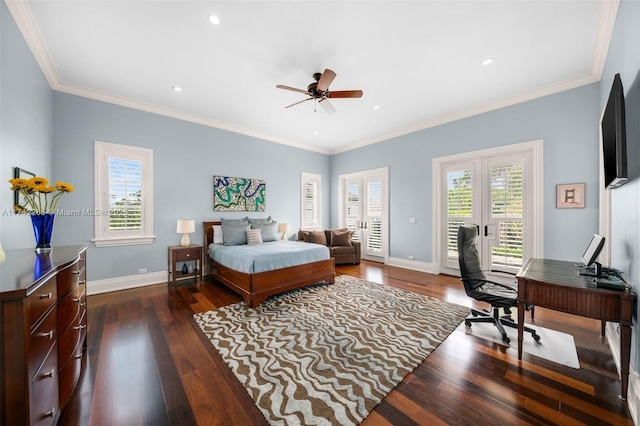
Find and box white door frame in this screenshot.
[432,140,544,275]
[338,167,389,262]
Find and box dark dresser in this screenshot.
[0,245,87,425]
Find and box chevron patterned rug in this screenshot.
[194,275,469,426]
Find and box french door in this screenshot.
[340,167,388,263]
[436,141,543,280]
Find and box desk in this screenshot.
[516,258,635,399]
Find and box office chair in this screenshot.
[457,224,540,344]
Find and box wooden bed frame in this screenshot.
[203,221,335,307]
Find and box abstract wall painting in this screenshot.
[214,176,266,212]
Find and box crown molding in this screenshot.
[6,0,618,157]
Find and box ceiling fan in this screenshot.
[276,69,363,114]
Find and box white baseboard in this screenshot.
[385,257,434,273]
[605,322,638,423]
[87,271,166,295]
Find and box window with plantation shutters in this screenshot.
[300,172,321,230]
[446,168,474,265]
[366,180,383,253]
[489,162,524,270]
[94,141,155,247]
[345,180,360,242]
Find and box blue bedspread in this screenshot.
[208,240,330,274]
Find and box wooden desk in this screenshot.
[516,258,635,399]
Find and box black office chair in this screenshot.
[457,224,539,344]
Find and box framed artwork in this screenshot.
[13,167,35,208]
[213,175,266,212]
[556,183,585,209]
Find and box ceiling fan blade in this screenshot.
[327,90,363,99]
[319,98,336,115]
[316,69,336,92]
[276,85,309,95]
[285,98,313,109]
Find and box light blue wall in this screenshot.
[331,84,601,263]
[601,0,640,371]
[51,93,331,281]
[0,2,53,248]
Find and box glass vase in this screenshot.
[31,213,55,253]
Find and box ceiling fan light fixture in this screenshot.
[208,14,221,25]
[482,57,494,66]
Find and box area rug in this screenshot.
[194,275,470,426]
[456,319,580,368]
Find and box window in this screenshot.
[94,141,155,247]
[300,172,321,230]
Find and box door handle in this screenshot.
[484,225,488,237]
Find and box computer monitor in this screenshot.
[581,234,605,266]
[580,234,605,277]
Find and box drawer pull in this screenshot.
[73,270,81,275]
[79,280,86,285]
[73,324,87,331]
[73,297,80,302]
[74,352,83,360]
[79,302,86,307]
[45,408,56,418]
[43,369,55,379]
[38,330,54,339]
[39,292,52,299]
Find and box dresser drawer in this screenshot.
[27,275,57,329]
[58,308,85,371]
[29,306,57,378]
[57,257,81,297]
[173,248,200,262]
[31,342,59,426]
[59,329,84,410]
[58,283,82,333]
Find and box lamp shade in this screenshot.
[176,219,195,234]
[278,222,290,240]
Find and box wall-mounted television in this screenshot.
[601,73,628,190]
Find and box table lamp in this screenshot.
[278,222,290,240]
[176,219,195,246]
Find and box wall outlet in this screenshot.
[408,255,415,260]
[138,268,147,274]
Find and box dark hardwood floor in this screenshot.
[59,261,634,425]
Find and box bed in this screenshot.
[203,221,335,307]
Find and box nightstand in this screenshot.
[167,245,203,287]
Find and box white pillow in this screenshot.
[213,225,223,244]
[246,228,263,245]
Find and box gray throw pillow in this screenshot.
[221,217,249,226]
[251,222,279,242]
[222,224,251,245]
[248,216,273,225]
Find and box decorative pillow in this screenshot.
[221,224,251,246]
[298,230,312,242]
[324,228,349,246]
[330,229,352,247]
[251,222,279,242]
[308,231,328,246]
[220,217,249,226]
[248,216,273,225]
[246,228,263,245]
[213,225,224,244]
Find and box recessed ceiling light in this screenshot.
[373,105,381,110]
[172,86,183,92]
[482,57,494,66]
[209,14,221,25]
[313,131,319,135]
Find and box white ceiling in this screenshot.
[7,1,618,154]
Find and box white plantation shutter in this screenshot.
[300,173,321,229]
[346,181,360,242]
[489,162,524,270]
[108,158,142,230]
[366,180,382,253]
[94,141,154,247]
[446,169,473,264]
